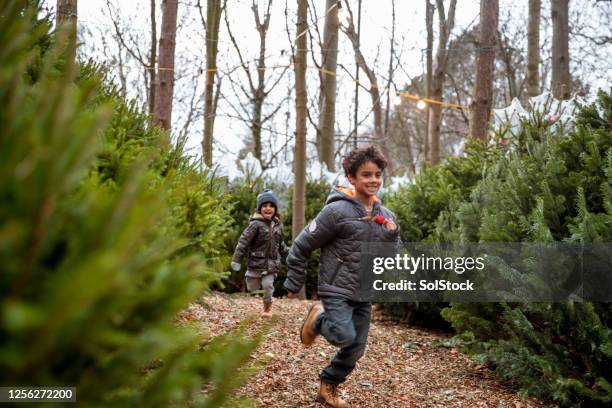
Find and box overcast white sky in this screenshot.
[41,0,612,171]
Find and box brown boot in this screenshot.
[316,380,347,408]
[300,301,323,346]
[262,301,273,317]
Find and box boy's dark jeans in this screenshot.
[314,297,372,385]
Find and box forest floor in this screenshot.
[180,293,554,408]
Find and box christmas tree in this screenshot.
[0,3,261,405]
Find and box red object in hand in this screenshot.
[373,212,386,224]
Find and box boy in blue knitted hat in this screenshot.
[231,189,289,316]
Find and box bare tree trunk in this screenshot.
[527,0,541,97]
[352,0,362,149]
[316,0,339,172]
[252,88,264,163]
[226,1,289,169]
[106,0,151,106]
[383,0,396,138]
[428,0,456,165]
[469,0,498,140]
[152,0,178,131]
[117,46,128,99]
[149,0,157,115]
[251,1,273,165]
[293,0,308,300]
[498,31,518,103]
[56,0,77,51]
[203,0,222,167]
[551,0,571,100]
[424,0,433,163]
[342,0,394,176]
[396,112,415,174]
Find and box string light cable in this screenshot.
[77,2,468,111]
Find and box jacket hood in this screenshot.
[326,185,380,207]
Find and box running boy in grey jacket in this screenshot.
[232,189,289,316]
[284,146,400,408]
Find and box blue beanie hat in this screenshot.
[256,189,279,213]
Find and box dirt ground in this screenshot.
[181,293,554,408]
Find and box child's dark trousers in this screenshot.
[314,297,372,385]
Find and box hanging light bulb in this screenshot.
[417,99,427,110]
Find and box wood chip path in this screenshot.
[180,293,554,408]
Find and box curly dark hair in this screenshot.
[341,145,388,177]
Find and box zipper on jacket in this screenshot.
[328,257,344,285]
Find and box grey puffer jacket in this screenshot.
[232,213,289,276]
[283,186,401,300]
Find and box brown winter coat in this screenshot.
[232,213,289,276]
